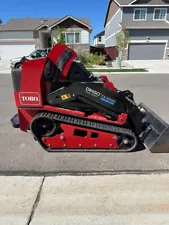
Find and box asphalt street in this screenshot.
[1,73,169,174]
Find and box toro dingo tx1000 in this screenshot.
[10,44,169,153]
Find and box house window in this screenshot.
[66,33,74,43]
[154,8,167,20]
[98,36,102,42]
[75,33,80,43]
[63,32,80,44]
[134,8,147,20]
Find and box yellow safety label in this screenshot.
[61,94,71,100]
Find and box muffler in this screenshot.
[139,102,169,153]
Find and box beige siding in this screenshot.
[81,30,89,44]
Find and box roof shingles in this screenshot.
[133,0,169,5]
[116,0,169,5]
[116,0,134,5]
[0,16,91,31]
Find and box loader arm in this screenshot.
[46,82,145,135]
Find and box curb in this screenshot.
[1,169,169,176]
[0,73,10,75]
[92,72,169,75]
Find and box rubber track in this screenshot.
[31,111,138,152]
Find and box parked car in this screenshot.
[10,48,51,69]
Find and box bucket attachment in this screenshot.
[139,103,169,153]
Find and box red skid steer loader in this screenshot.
[10,44,169,153]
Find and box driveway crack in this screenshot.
[27,176,45,225]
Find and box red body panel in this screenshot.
[102,76,117,92]
[16,106,123,150]
[42,124,118,149]
[14,57,46,108]
[47,44,77,80]
[14,44,77,109]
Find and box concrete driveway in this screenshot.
[125,60,169,73]
[2,174,169,225]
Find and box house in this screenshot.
[104,0,169,60]
[93,31,105,47]
[0,15,92,60]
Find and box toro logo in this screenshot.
[19,92,40,105]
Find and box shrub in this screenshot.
[77,52,89,65]
[96,54,106,65]
[77,52,106,66]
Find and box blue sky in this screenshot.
[1,0,108,45]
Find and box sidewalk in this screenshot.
[124,60,169,73]
[0,59,169,75]
[1,173,169,225]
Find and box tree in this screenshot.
[115,23,130,68]
[52,26,66,45]
[0,19,3,25]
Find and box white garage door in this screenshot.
[0,42,35,60]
